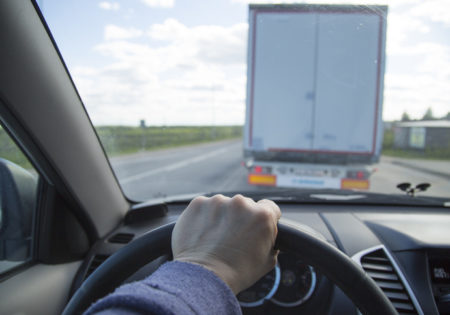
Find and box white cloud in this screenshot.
[385,13,430,55]
[417,44,450,79]
[147,19,248,65]
[98,1,120,11]
[408,0,450,25]
[383,10,450,121]
[141,0,174,8]
[383,41,450,121]
[74,20,247,126]
[104,25,143,40]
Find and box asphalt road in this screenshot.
[110,139,450,201]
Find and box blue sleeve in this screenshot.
[84,260,242,315]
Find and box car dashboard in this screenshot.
[70,202,450,315]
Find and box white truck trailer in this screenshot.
[244,4,387,190]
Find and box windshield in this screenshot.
[40,0,450,201]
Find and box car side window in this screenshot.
[0,124,38,274]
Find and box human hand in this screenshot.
[172,194,281,294]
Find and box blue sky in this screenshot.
[38,0,450,126]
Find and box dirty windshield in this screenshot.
[40,0,450,201]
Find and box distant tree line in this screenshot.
[401,108,450,122]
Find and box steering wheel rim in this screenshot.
[63,220,397,315]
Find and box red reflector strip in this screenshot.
[248,174,276,186]
[341,179,369,190]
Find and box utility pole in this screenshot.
[140,119,146,151]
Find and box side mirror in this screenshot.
[0,158,37,261]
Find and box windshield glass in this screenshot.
[40,0,450,201]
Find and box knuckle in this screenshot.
[257,199,281,219]
[254,209,273,226]
[211,193,226,201]
[230,194,247,208]
[189,196,207,209]
[210,194,228,206]
[193,195,208,204]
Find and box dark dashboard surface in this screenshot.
[72,202,450,315]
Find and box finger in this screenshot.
[210,194,228,203]
[256,199,281,246]
[186,195,208,212]
[230,194,255,213]
[257,199,281,220]
[266,249,280,270]
[231,194,255,205]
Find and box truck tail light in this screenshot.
[347,170,369,179]
[254,165,263,173]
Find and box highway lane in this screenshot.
[110,139,450,201]
[111,140,256,201]
[370,157,450,197]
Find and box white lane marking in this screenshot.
[120,146,229,184]
[111,139,241,167]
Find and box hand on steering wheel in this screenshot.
[63,195,397,315]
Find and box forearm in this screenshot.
[84,261,242,315]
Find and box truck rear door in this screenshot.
[313,13,382,154]
[247,11,316,151]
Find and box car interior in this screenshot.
[0,1,450,315]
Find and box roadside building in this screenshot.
[383,121,393,131]
[393,120,450,150]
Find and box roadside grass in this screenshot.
[96,125,243,156]
[382,129,450,161]
[382,148,450,160]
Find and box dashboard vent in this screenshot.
[108,233,134,244]
[353,246,423,315]
[85,254,109,280]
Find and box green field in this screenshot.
[96,125,242,156]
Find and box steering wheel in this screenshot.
[63,220,397,315]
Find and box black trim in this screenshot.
[36,182,90,264]
[125,203,168,224]
[0,260,37,283]
[31,178,44,261]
